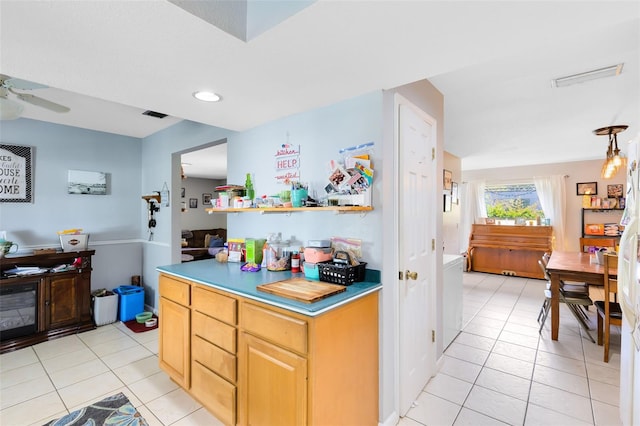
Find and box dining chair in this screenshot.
[537,259,596,342]
[540,253,590,297]
[579,237,617,253]
[595,253,622,362]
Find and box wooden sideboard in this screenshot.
[467,224,553,279]
[0,250,96,353]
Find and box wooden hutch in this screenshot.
[0,250,96,353]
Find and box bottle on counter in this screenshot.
[245,173,255,203]
[291,251,300,273]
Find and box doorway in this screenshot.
[177,140,228,261]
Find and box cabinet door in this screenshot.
[46,274,78,329]
[159,297,191,388]
[239,333,307,426]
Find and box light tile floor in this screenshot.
[0,321,223,426]
[0,272,623,426]
[401,272,622,426]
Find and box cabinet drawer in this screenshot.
[159,275,190,306]
[241,303,307,354]
[193,311,236,353]
[192,334,236,383]
[191,360,236,426]
[192,286,237,325]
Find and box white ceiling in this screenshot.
[1,1,638,176]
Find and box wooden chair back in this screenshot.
[579,237,617,253]
[597,253,622,362]
[603,253,618,294]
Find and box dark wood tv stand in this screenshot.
[0,250,96,354]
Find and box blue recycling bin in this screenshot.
[113,285,145,322]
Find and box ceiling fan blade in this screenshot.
[2,76,48,90]
[15,92,70,113]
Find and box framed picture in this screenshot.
[189,198,198,209]
[181,187,185,198]
[607,184,623,198]
[67,170,107,195]
[577,182,597,195]
[443,193,452,212]
[451,182,459,204]
[443,169,452,190]
[202,193,212,205]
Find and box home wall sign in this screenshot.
[0,144,33,203]
[274,140,300,184]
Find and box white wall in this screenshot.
[226,91,384,265]
[463,159,626,251]
[1,118,143,292]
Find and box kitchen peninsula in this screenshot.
[156,260,381,426]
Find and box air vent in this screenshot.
[142,110,168,119]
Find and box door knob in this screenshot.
[406,270,418,280]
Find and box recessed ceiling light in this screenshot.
[551,64,624,88]
[193,91,222,102]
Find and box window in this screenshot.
[484,182,544,221]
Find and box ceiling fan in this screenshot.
[0,74,70,120]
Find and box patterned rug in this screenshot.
[43,392,148,426]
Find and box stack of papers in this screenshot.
[4,266,49,276]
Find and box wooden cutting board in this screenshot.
[257,278,346,303]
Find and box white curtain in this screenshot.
[460,180,487,252]
[534,175,567,251]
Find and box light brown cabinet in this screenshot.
[158,272,379,426]
[190,285,238,424]
[239,333,307,426]
[158,275,191,388]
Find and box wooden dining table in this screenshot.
[545,251,612,340]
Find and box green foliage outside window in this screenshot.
[484,184,544,220]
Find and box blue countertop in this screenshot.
[157,259,381,317]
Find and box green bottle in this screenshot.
[245,173,255,201]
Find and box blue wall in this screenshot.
[0,118,143,291]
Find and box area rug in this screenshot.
[44,392,148,426]
[123,314,158,333]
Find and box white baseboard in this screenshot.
[380,411,399,426]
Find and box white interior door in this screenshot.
[398,100,436,415]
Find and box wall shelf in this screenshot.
[581,208,624,239]
[206,206,373,215]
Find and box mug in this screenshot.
[0,241,18,257]
[291,189,308,208]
